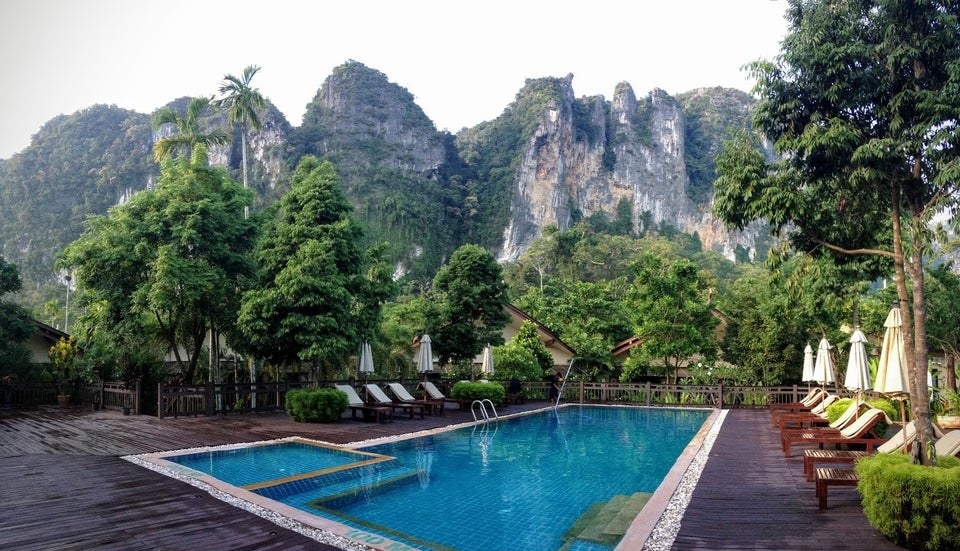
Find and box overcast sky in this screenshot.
[0,0,790,159]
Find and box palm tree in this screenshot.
[214,64,266,218]
[152,97,229,163]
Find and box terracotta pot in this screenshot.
[57,394,70,408]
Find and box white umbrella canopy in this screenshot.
[874,306,910,396]
[812,337,836,387]
[358,341,375,375]
[417,334,434,374]
[801,343,815,383]
[844,329,872,393]
[481,344,494,376]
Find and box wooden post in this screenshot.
[205,381,214,416]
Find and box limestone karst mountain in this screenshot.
[0,60,766,310]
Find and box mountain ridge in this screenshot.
[0,60,765,311]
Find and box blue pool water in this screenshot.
[253,406,708,550]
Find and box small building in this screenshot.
[28,320,70,364]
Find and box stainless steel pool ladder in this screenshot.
[471,398,499,423]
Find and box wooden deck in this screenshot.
[671,408,902,550]
[0,405,904,550]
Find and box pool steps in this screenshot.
[251,458,422,510]
[561,491,652,549]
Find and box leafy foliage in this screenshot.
[428,244,510,368]
[237,157,369,377]
[623,255,717,383]
[285,388,348,423]
[512,321,553,375]
[61,145,256,383]
[857,453,960,550]
[491,344,541,382]
[0,256,34,379]
[450,380,505,403]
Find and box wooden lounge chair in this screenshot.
[779,399,864,443]
[802,421,917,481]
[815,430,960,509]
[364,384,425,419]
[419,381,460,409]
[769,387,827,414]
[781,407,887,457]
[334,384,392,423]
[386,382,443,415]
[773,394,840,428]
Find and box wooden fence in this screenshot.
[1,379,868,418]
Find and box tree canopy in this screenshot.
[0,256,34,379]
[61,145,256,383]
[427,243,510,367]
[713,0,960,461]
[237,157,373,377]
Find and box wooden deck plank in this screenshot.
[671,408,901,550]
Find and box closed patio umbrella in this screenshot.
[417,334,434,378]
[812,337,836,389]
[844,328,871,416]
[801,343,815,385]
[358,341,375,381]
[844,328,871,392]
[875,305,910,429]
[481,344,494,377]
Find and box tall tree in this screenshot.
[624,254,717,384]
[0,256,34,379]
[427,244,510,368]
[61,145,256,383]
[237,157,368,379]
[214,65,266,218]
[713,0,960,461]
[152,97,230,162]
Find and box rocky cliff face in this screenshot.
[0,61,767,310]
[493,76,759,262]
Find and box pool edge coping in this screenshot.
[619,407,726,550]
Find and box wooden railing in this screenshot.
[1,379,858,417]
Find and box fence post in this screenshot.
[645,382,651,406]
[205,381,214,416]
[718,383,724,409]
[157,382,164,419]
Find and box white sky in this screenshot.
[0,0,790,159]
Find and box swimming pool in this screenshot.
[142,405,710,550]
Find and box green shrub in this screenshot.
[857,453,960,550]
[285,388,349,423]
[450,381,505,403]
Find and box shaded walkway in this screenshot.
[671,408,901,550]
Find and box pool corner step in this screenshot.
[562,492,653,548]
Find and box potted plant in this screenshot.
[936,387,960,429]
[48,336,78,408]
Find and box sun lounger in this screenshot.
[769,388,827,413]
[334,384,392,423]
[774,395,840,428]
[780,400,866,447]
[802,421,917,481]
[386,382,443,415]
[781,407,887,457]
[364,384,425,419]
[815,429,960,509]
[419,381,461,408]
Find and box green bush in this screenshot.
[857,453,960,550]
[285,388,348,423]
[450,381,505,404]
